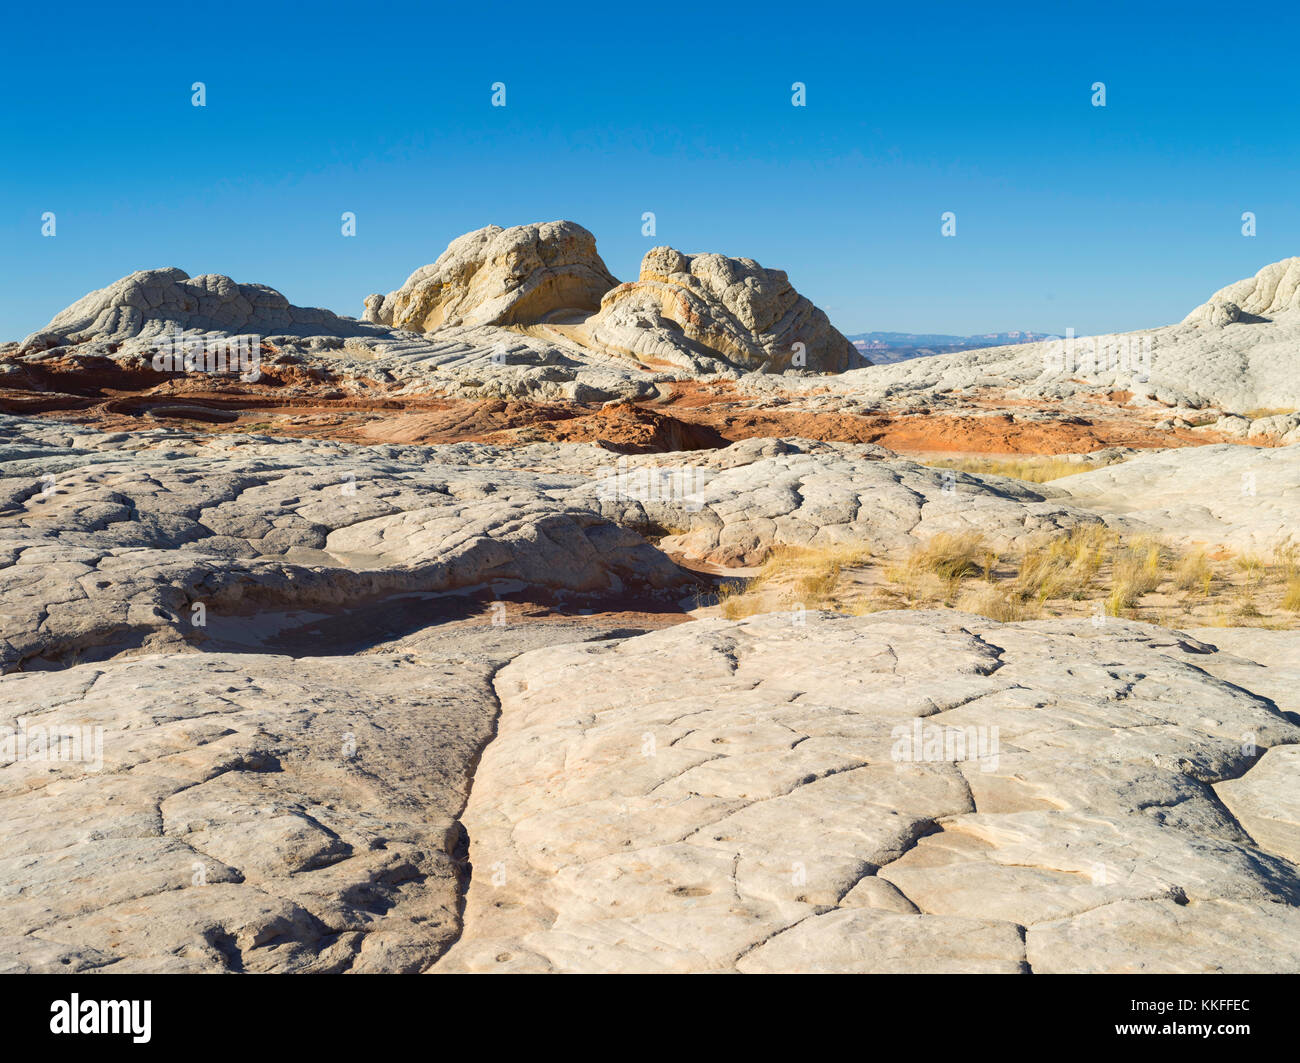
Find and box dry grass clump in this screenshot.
[882,533,994,607]
[907,533,992,583]
[1242,407,1297,419]
[1015,523,1112,603]
[715,577,762,620]
[1106,537,1164,615]
[1282,578,1300,612]
[705,528,1300,630]
[923,455,1121,483]
[1234,553,1268,587]
[716,542,873,618]
[954,583,1032,622]
[1173,549,1214,595]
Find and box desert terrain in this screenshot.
[2,221,1298,973]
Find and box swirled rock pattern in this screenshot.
[21,268,387,353]
[363,222,618,332]
[587,246,862,374]
[1183,257,1300,326]
[574,437,1099,565]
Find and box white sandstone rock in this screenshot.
[363,221,618,331]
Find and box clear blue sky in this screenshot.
[2,1,1296,341]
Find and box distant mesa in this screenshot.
[849,330,1056,365]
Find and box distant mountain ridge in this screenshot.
[847,330,1056,365]
[851,330,1055,348]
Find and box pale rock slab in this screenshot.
[1215,746,1300,865]
[734,256,1300,412]
[0,617,663,973]
[575,437,1101,565]
[21,268,387,352]
[433,611,1300,973]
[1055,443,1300,552]
[1027,898,1300,974]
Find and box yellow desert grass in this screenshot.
[1106,537,1164,615]
[1173,549,1214,595]
[1015,523,1111,603]
[954,582,1030,622]
[709,527,1300,630]
[905,533,993,583]
[922,455,1118,483]
[1283,578,1300,612]
[716,542,873,619]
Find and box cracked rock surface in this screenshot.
[434,611,1300,973]
[4,413,1300,974]
[0,417,687,673]
[576,437,1102,565]
[1053,443,1300,552]
[0,618,661,974]
[586,245,863,374]
[363,221,618,332]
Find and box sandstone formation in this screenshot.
[434,611,1300,973]
[587,245,863,374]
[5,242,1300,977]
[12,245,1300,420]
[573,437,1100,566]
[20,268,387,354]
[1183,257,1300,326]
[3,414,1300,973]
[363,222,618,332]
[0,416,689,674]
[733,255,1300,413]
[0,617,671,973]
[1055,443,1300,552]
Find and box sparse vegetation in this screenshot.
[907,533,990,583]
[1015,523,1111,603]
[954,583,1030,622]
[1242,407,1298,420]
[714,543,873,619]
[705,527,1300,630]
[922,454,1127,483]
[1174,549,1213,595]
[1283,578,1300,613]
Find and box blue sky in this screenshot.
[2,1,1297,341]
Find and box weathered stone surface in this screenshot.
[735,909,1028,974]
[587,245,862,374]
[1183,257,1300,325]
[0,417,689,673]
[0,615,668,974]
[1026,899,1300,974]
[733,256,1300,413]
[363,222,618,332]
[1056,443,1300,552]
[575,437,1100,565]
[0,651,493,972]
[434,611,1300,973]
[1215,746,1300,865]
[21,268,386,351]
